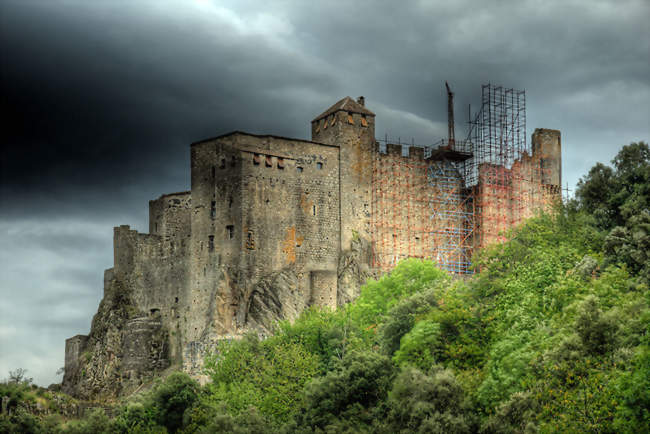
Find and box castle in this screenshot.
[62,85,561,398]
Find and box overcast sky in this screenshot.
[1,0,648,386]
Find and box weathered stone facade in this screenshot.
[63,96,561,398]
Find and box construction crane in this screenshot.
[445,81,455,149]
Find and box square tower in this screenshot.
[311,96,375,252]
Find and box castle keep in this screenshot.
[63,85,561,398]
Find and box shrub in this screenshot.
[393,320,442,370]
[204,334,319,424]
[149,372,200,433]
[383,366,472,434]
[297,350,394,430]
[377,288,438,356]
[480,392,539,434]
[574,295,619,355]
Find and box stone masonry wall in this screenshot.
[111,189,191,365]
[182,132,341,374]
[312,108,375,254]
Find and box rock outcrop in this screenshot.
[62,278,169,400]
[243,269,308,335]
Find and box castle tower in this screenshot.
[311,96,375,252]
[532,128,562,187]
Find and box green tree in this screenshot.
[297,350,394,430]
[383,366,473,434]
[377,287,438,356]
[204,334,319,425]
[149,372,200,433]
[575,142,649,230]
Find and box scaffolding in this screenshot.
[426,156,474,273]
[371,83,557,275]
[464,84,553,249]
[371,138,431,270]
[371,137,474,274]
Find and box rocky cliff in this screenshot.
[62,277,169,400]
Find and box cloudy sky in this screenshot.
[1,0,648,386]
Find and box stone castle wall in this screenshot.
[475,129,561,247]
[63,96,562,397]
[312,107,374,255]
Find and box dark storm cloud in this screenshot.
[1,0,648,385]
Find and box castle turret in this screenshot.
[311,96,375,252]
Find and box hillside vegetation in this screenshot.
[2,142,648,433]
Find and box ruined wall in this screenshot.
[475,129,562,248]
[63,335,88,385]
[111,191,191,364]
[121,315,169,381]
[532,128,561,187]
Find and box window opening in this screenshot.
[347,112,354,124]
[277,157,285,169]
[226,225,234,239]
[246,230,255,250]
[361,115,368,127]
[220,158,226,169]
[210,201,216,219]
[312,205,317,216]
[253,154,261,165]
[265,155,273,167]
[208,235,214,251]
[297,166,303,173]
[316,162,323,170]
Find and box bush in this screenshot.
[383,366,472,434]
[112,401,161,433]
[204,334,319,424]
[392,320,442,370]
[480,392,539,434]
[613,344,650,432]
[64,408,112,434]
[348,259,448,329]
[297,350,394,430]
[377,288,438,356]
[0,407,44,434]
[275,307,351,372]
[149,372,200,433]
[574,295,619,355]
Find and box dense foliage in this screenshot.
[2,142,648,433]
